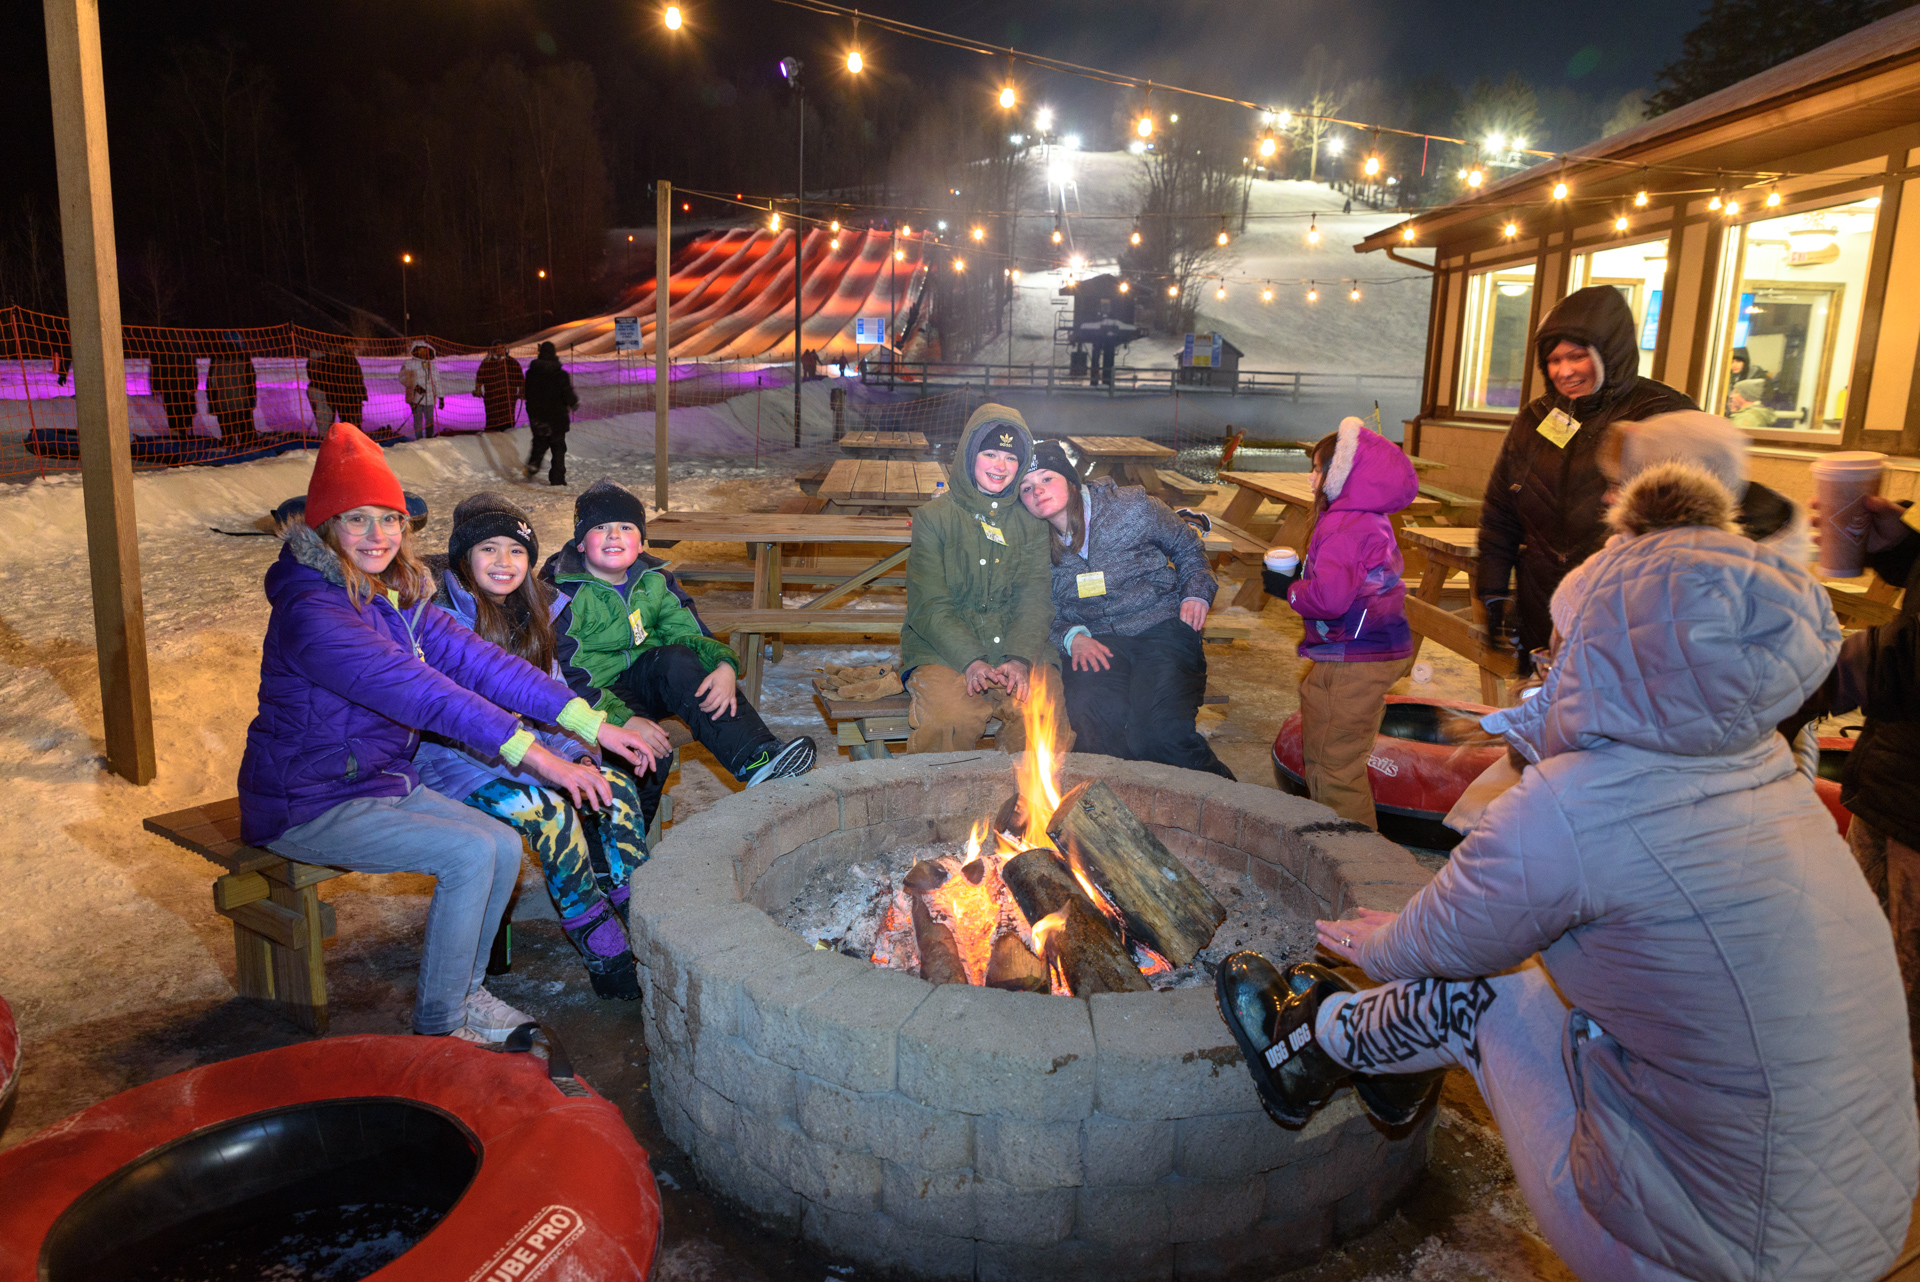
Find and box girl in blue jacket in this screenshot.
[237,425,659,1041]
[416,493,669,1000]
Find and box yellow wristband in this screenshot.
[498,727,537,767]
[556,697,607,743]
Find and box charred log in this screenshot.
[985,932,1049,993]
[911,895,969,985]
[1047,780,1225,966]
[1001,848,1148,995]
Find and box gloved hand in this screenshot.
[1262,566,1301,599]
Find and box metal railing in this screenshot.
[857,359,1421,400]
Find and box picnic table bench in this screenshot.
[1213,471,1441,611]
[817,459,948,512]
[813,678,1231,759]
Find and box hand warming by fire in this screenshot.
[867,668,1228,997]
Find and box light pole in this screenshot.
[400,253,412,333]
[780,56,804,447]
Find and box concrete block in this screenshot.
[796,1076,973,1171]
[682,927,813,1048]
[686,1076,738,1147]
[1081,1114,1175,1187]
[1076,1183,1171,1247]
[971,1177,1076,1246]
[1173,1216,1330,1278]
[897,985,1097,1121]
[977,1239,1174,1282]
[975,1115,1083,1188]
[880,1160,976,1236]
[640,901,771,1012]
[1174,1104,1347,1179]
[1197,794,1245,849]
[693,1035,798,1123]
[734,1114,882,1212]
[745,958,930,1093]
[1163,1175,1263,1243]
[1196,838,1248,875]
[801,1202,977,1282]
[1251,858,1329,920]
[692,1137,803,1228]
[1090,989,1252,1121]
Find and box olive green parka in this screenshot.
[902,404,1059,675]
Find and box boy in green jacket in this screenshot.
[903,404,1070,754]
[551,479,815,789]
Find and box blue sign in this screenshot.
[614,317,641,351]
[854,316,887,346]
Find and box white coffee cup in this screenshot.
[1265,546,1299,574]
[1810,451,1887,577]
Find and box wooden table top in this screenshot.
[1067,435,1177,459]
[1216,470,1441,516]
[1404,454,1448,473]
[648,511,915,544]
[820,459,948,503]
[840,430,929,451]
[1400,525,1481,556]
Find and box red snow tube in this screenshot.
[1272,695,1507,850]
[1272,698,1859,848]
[0,1032,660,1282]
[0,993,18,1132]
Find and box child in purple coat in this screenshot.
[1264,417,1419,829]
[238,424,659,1042]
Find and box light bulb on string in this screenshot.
[1136,114,1153,138]
[1634,189,1649,207]
[1766,186,1782,208]
[1725,196,1741,216]
[1614,214,1629,232]
[1306,217,1319,245]
[1363,132,1381,177]
[1349,284,1361,302]
[999,84,1016,109]
[1129,225,1142,246]
[664,5,683,30]
[1276,108,1292,127]
[1258,133,1277,160]
[1708,192,1723,211]
[1216,220,1229,246]
[1467,166,1485,188]
[847,49,864,73]
[1260,286,1273,303]
[971,225,985,242]
[953,258,965,272]
[770,210,781,230]
[1306,282,1318,303]
[1503,218,1519,239]
[829,219,840,233]
[1051,228,1063,245]
[1215,283,1227,300]
[830,236,840,249]
[1708,176,1724,211]
[1552,162,1569,200]
[1401,225,1416,243]
[1117,280,1128,293]
[1167,284,1179,297]
[894,248,905,261]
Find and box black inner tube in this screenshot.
[40,1098,479,1282]
[1376,701,1453,746]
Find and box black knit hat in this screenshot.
[1027,440,1081,489]
[966,415,1032,480]
[573,477,648,546]
[448,492,537,569]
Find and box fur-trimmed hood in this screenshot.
[1321,416,1418,514]
[284,516,350,587]
[1606,461,1740,538]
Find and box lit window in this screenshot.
[1458,264,1538,412]
[1570,236,1671,379]
[1703,195,1880,434]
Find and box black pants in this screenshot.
[528,418,568,483]
[1062,616,1233,779]
[607,644,780,826]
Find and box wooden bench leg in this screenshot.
[269,878,329,1035]
[233,923,275,1004]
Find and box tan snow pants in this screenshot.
[905,663,1073,756]
[1297,656,1409,830]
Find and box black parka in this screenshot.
[1476,286,1694,654]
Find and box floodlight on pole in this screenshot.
[664,5,682,29]
[1035,106,1053,132]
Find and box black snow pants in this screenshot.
[528,416,569,484]
[1061,616,1234,779]
[606,644,782,827]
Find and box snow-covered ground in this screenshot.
[995,149,1432,375]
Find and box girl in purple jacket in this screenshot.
[238,425,659,1042]
[1264,417,1419,829]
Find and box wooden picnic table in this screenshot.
[651,511,913,704]
[818,459,948,513]
[1066,435,1177,489]
[1212,471,1441,611]
[839,430,931,458]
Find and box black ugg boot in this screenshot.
[1216,951,1349,1127]
[561,901,641,1001]
[1280,962,1443,1129]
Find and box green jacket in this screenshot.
[902,406,1058,674]
[550,544,739,725]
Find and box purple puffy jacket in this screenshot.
[238,521,579,844]
[1287,418,1419,663]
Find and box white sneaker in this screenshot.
[465,986,537,1043]
[441,1024,496,1046]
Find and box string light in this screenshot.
[1260,286,1273,303]
[1708,191,1723,211]
[1167,284,1179,297]
[1069,254,1085,270]
[1051,228,1063,245]
[894,248,905,261]
[1766,186,1782,207]
[1725,196,1741,215]
[1503,218,1519,238]
[1215,283,1227,300]
[1467,166,1486,188]
[1551,163,1569,200]
[1306,217,1320,245]
[1363,132,1382,177]
[1708,176,1724,211]
[1276,109,1292,127]
[1306,282,1318,302]
[830,236,840,248]
[1129,226,1142,246]
[664,5,682,30]
[1258,133,1277,160]
[954,257,967,272]
[1117,280,1128,293]
[1634,189,1649,207]
[1401,225,1416,243]
[1349,284,1361,302]
[1216,220,1230,246]
[1136,114,1154,138]
[770,211,782,229]
[847,48,864,73]
[1614,214,1629,232]
[999,84,1016,109]
[829,219,840,232]
[971,225,985,241]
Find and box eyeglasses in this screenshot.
[339,512,407,536]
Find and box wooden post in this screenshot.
[655,180,671,513]
[44,0,154,784]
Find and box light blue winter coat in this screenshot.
[1358,493,1918,1281]
[414,574,597,802]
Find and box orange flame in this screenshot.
[1065,838,1127,935]
[1013,665,1066,849]
[1132,942,1173,976]
[1029,903,1073,996]
[927,868,1003,985]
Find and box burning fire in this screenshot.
[1009,667,1066,851]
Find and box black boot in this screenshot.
[1215,951,1349,1127]
[1280,962,1444,1129]
[561,901,641,1000]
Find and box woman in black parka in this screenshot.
[1476,285,1693,662]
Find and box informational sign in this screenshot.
[614,316,641,351]
[854,316,887,346]
[1183,332,1224,368]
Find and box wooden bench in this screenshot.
[706,608,1251,644]
[145,798,344,1034]
[1416,481,1482,526]
[1152,469,1217,502]
[813,678,1230,759]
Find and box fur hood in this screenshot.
[1605,461,1740,538]
[284,517,349,587]
[1321,415,1418,513]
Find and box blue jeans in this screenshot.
[270,785,521,1035]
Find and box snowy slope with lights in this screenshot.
[540,150,1432,374]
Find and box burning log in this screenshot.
[911,895,969,986]
[985,932,1049,993]
[1001,849,1149,995]
[1047,780,1226,967]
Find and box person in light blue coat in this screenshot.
[416,493,671,1000]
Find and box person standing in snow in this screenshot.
[473,342,524,431]
[238,425,661,1041]
[400,341,440,439]
[316,344,369,429]
[1262,417,1419,830]
[1220,460,1918,1281]
[1017,440,1231,778]
[1477,285,1694,665]
[149,343,200,440]
[305,348,333,432]
[208,332,260,452]
[522,341,578,486]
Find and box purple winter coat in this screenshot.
[1287,418,1419,663]
[238,521,579,845]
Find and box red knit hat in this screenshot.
[305,423,406,528]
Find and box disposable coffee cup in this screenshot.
[1810,451,1886,577]
[1264,546,1299,574]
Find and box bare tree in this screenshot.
[1123,97,1239,333]
[1288,47,1351,185]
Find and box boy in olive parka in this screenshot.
[902,404,1070,753]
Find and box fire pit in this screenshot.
[631,749,1436,1280]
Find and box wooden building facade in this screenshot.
[1360,7,1920,510]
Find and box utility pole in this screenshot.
[781,57,806,448]
[655,181,671,513]
[43,0,154,783]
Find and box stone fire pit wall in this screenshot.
[630,752,1437,1282]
